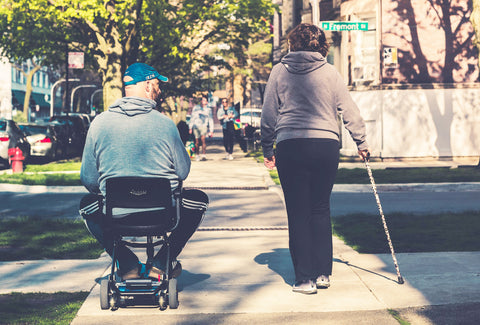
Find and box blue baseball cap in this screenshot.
[124,63,168,86]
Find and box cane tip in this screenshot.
[398,276,405,284]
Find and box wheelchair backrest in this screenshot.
[105,177,172,213]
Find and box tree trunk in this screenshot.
[441,1,454,83]
[100,59,123,110]
[405,0,432,82]
[22,64,42,121]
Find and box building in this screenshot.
[272,0,480,160]
[0,57,61,121]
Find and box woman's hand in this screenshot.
[264,156,276,170]
[358,148,371,161]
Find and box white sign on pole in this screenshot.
[68,52,84,69]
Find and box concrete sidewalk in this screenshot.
[2,137,480,324]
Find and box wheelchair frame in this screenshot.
[100,177,182,310]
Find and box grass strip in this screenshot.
[24,161,82,172]
[246,151,480,184]
[388,309,411,325]
[335,166,480,184]
[0,291,89,325]
[0,217,104,261]
[0,172,81,186]
[332,211,480,253]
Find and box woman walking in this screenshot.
[261,23,370,294]
[217,98,238,160]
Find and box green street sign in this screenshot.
[321,21,369,31]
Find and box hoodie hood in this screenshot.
[109,96,156,116]
[281,51,327,74]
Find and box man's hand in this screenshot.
[189,129,193,134]
[209,132,213,138]
[264,156,276,170]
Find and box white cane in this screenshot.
[364,155,405,284]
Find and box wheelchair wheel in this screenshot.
[100,279,110,310]
[168,278,179,309]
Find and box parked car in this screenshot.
[18,123,66,161]
[0,118,31,167]
[49,114,88,155]
[239,108,262,128]
[69,113,93,132]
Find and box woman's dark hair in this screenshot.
[287,23,330,57]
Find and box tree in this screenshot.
[0,0,276,112]
[0,0,67,120]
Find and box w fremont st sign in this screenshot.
[321,21,369,31]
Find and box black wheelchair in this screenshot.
[100,176,182,310]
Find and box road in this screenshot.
[1,183,479,221]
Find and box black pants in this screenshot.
[276,138,339,283]
[222,122,235,154]
[80,189,208,274]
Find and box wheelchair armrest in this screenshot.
[173,180,183,199]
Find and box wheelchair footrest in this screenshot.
[117,279,163,295]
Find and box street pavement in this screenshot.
[1,135,480,324]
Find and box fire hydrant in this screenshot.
[8,147,25,173]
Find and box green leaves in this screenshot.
[0,0,277,105]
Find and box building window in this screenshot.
[350,16,377,85]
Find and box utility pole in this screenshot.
[65,43,70,113]
[49,78,80,117]
[310,0,320,26]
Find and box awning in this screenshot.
[11,90,25,106]
[30,92,50,108]
[11,90,50,109]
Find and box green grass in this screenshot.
[24,160,82,172]
[246,150,480,184]
[332,211,480,253]
[0,217,104,261]
[335,166,480,184]
[0,159,82,185]
[388,309,411,325]
[0,172,81,186]
[0,291,89,325]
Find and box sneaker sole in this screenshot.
[292,288,317,294]
[316,282,330,288]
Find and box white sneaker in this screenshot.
[292,280,317,294]
[201,155,207,161]
[316,275,330,288]
[228,154,233,160]
[225,154,230,160]
[195,155,200,161]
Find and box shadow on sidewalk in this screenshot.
[254,248,398,285]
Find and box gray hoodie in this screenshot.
[80,97,190,197]
[261,51,368,158]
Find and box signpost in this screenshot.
[68,52,84,69]
[321,21,369,31]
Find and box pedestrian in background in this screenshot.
[217,98,238,160]
[261,23,371,294]
[189,95,214,161]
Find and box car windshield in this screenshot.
[241,111,261,117]
[19,125,48,136]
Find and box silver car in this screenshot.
[0,118,30,167]
[240,108,262,128]
[18,123,65,161]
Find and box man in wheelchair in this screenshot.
[79,62,208,283]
